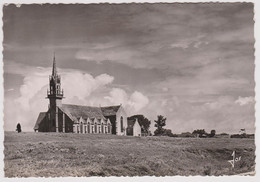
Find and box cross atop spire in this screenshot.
[52,52,57,76]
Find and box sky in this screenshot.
[3,3,255,134]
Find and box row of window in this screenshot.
[73,123,111,134]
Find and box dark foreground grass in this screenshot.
[4,131,255,177]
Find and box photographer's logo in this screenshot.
[228,151,241,168]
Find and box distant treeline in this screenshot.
[169,132,255,138]
[157,129,255,139]
[130,114,255,139]
[230,133,255,139]
[166,132,254,139]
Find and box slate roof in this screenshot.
[60,104,106,120]
[35,104,121,129]
[34,112,46,130]
[101,105,121,116]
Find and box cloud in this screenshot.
[170,40,190,49]
[128,91,149,112]
[104,88,128,106]
[62,72,114,104]
[3,4,255,134]
[141,94,255,134]
[75,45,148,68]
[170,35,208,49]
[194,41,209,48]
[70,3,254,73]
[4,62,115,131]
[205,96,235,110]
[15,73,48,110]
[162,87,169,92]
[104,88,149,115]
[235,96,255,106]
[4,61,149,131]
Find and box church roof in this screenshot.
[34,112,46,130]
[101,105,121,116]
[60,104,106,120]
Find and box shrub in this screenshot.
[178,132,195,138]
[203,166,212,175]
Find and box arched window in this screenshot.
[80,122,83,133]
[101,123,104,133]
[50,86,53,94]
[121,116,124,132]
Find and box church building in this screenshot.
[34,56,128,135]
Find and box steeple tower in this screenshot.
[48,54,63,100]
[47,54,64,132]
[52,52,57,76]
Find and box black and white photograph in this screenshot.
[1,0,257,179]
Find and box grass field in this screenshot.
[4,131,255,177]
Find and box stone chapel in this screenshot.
[34,56,128,135]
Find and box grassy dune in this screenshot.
[4,131,255,177]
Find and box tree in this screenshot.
[179,132,195,138]
[192,129,207,137]
[162,129,174,137]
[128,115,151,135]
[154,115,167,136]
[209,130,216,137]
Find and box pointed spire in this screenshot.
[52,52,57,76]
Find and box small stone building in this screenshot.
[126,118,142,136]
[34,56,127,135]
